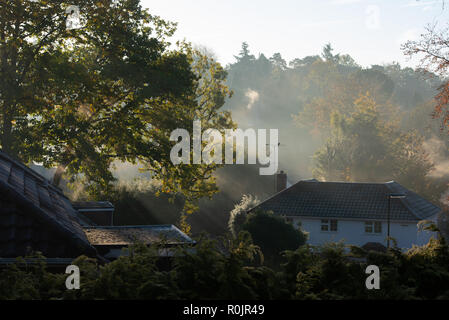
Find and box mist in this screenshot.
[55,42,449,236]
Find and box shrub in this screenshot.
[241,210,307,263]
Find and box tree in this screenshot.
[255,53,272,78]
[2,233,449,299]
[312,93,436,193]
[269,52,287,72]
[338,54,359,68]
[234,41,255,63]
[0,0,77,155]
[241,210,307,262]
[228,194,260,237]
[0,1,234,219]
[321,43,340,64]
[289,55,321,69]
[402,24,449,133]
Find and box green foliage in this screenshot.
[402,24,449,133]
[0,253,65,300]
[173,232,264,299]
[225,42,447,210]
[311,92,443,203]
[294,243,367,299]
[228,194,260,237]
[241,210,307,264]
[91,244,178,299]
[1,236,449,300]
[312,93,387,181]
[0,0,234,221]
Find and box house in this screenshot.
[84,225,195,260]
[0,150,194,265]
[73,201,115,226]
[249,176,441,249]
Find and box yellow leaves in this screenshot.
[179,214,191,235]
[184,202,198,215]
[353,91,377,111]
[77,103,94,118]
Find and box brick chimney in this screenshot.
[275,170,287,193]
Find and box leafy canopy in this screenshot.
[0,0,234,218]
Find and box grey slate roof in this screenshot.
[250,180,441,222]
[73,201,114,211]
[83,225,195,246]
[0,150,96,257]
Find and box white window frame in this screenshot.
[365,221,382,234]
[321,219,338,232]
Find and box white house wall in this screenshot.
[292,217,437,249]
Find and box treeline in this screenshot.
[1,232,449,300]
[224,42,449,204]
[226,42,441,129]
[106,42,449,235]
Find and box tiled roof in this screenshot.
[73,201,114,210]
[250,180,441,221]
[83,225,195,246]
[0,151,96,257]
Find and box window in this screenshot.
[331,220,338,231]
[374,221,382,233]
[321,219,338,232]
[365,221,382,234]
[321,220,328,231]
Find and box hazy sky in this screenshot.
[143,0,449,68]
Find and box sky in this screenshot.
[142,0,449,68]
